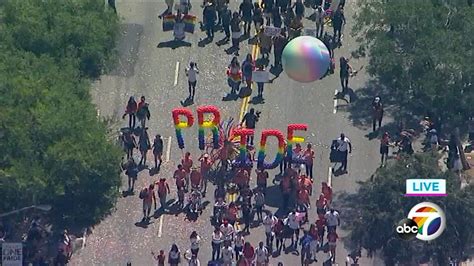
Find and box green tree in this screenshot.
[339,153,474,265]
[352,0,474,130]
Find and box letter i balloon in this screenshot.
[172,108,194,149]
[197,105,221,150]
[257,130,285,169]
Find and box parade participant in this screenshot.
[168,244,181,266]
[316,217,326,247]
[339,56,352,94]
[122,130,137,160]
[380,132,390,165]
[297,187,310,208]
[255,64,266,99]
[189,231,201,256]
[234,168,250,190]
[308,224,319,261]
[314,5,324,38]
[177,186,186,209]
[226,202,239,225]
[189,189,202,214]
[292,0,305,19]
[272,6,282,28]
[332,5,345,44]
[182,152,193,190]
[276,0,289,13]
[185,62,199,101]
[227,56,242,94]
[215,0,226,25]
[173,11,186,41]
[136,96,151,128]
[263,212,278,250]
[241,108,259,145]
[138,128,151,166]
[322,32,334,59]
[220,219,235,246]
[325,208,340,233]
[254,189,265,222]
[152,249,166,266]
[199,153,212,194]
[327,230,339,263]
[152,134,164,170]
[257,26,273,59]
[178,0,190,14]
[299,230,313,265]
[321,182,333,203]
[262,0,274,25]
[253,3,264,31]
[316,193,327,217]
[203,2,217,40]
[372,96,384,131]
[174,164,187,191]
[241,202,252,234]
[298,172,313,196]
[234,232,245,261]
[214,197,228,224]
[239,0,253,35]
[221,4,232,41]
[188,253,200,266]
[156,178,171,210]
[242,241,255,265]
[256,167,269,192]
[123,96,138,129]
[139,185,155,221]
[286,210,300,248]
[214,183,226,201]
[280,173,292,210]
[190,168,202,190]
[230,12,242,54]
[288,15,303,39]
[292,143,304,168]
[272,31,287,66]
[335,133,352,173]
[123,158,138,192]
[159,0,174,18]
[303,143,315,181]
[255,241,269,266]
[211,226,223,261]
[242,53,255,89]
[221,241,234,266]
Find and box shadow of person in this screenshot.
[122,190,135,198]
[216,37,230,46]
[157,39,192,49]
[225,46,239,55]
[134,219,153,228]
[238,86,252,98]
[249,96,265,105]
[198,37,213,47]
[180,97,194,107]
[255,57,270,67]
[269,64,283,77]
[222,93,239,101]
[149,167,160,176]
[264,185,283,208]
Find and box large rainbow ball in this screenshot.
[282,36,331,83]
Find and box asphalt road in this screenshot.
[73,0,385,265]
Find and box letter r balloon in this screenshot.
[172,108,194,149]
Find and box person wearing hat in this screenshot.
[372,96,384,132]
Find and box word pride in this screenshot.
[405,179,447,197]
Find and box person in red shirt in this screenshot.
[122,96,138,129]
[303,143,315,180]
[316,193,327,217]
[242,242,255,265]
[190,168,202,190]
[199,154,212,194]
[297,188,310,208]
[174,165,186,192]
[234,168,250,190]
[226,202,239,226]
[256,167,269,192]
[316,218,326,248]
[327,231,339,263]
[280,174,292,210]
[156,178,170,210]
[321,182,333,204]
[182,152,193,190]
[140,184,156,221]
[151,249,166,266]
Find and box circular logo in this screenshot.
[407,202,446,241]
[396,218,418,240]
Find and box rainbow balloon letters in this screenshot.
[257,130,286,169]
[287,124,308,164]
[197,105,221,150]
[172,108,194,149]
[232,128,254,168]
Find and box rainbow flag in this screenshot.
[162,15,175,32]
[183,14,197,33]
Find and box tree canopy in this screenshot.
[352,0,474,130]
[0,0,121,227]
[339,153,474,265]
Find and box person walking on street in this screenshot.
[123,158,138,192]
[335,133,352,173]
[263,212,277,250]
[123,96,138,129]
[271,6,282,28]
[182,152,193,190]
[255,241,269,266]
[239,0,253,35]
[258,26,273,59]
[203,2,217,40]
[151,249,166,266]
[190,231,201,256]
[303,143,315,181]
[156,178,171,210]
[221,241,234,266]
[254,189,265,222]
[168,244,181,266]
[230,12,242,54]
[227,56,242,95]
[241,108,259,146]
[234,232,245,261]
[174,164,187,191]
[185,62,199,101]
[253,3,264,32]
[152,134,164,170]
[372,96,384,131]
[321,182,332,203]
[327,230,339,263]
[242,53,255,89]
[272,31,287,67]
[137,96,151,128]
[211,226,223,261]
[215,0,227,25]
[220,220,235,246]
[380,132,390,166]
[332,5,346,44]
[324,208,340,233]
[255,65,267,99]
[199,154,212,194]
[140,185,156,221]
[242,242,255,265]
[221,4,232,41]
[262,0,274,26]
[138,128,151,166]
[315,5,324,38]
[299,230,313,266]
[339,56,352,94]
[292,0,305,20]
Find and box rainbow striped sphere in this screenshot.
[282,36,331,83]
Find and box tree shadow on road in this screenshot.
[264,185,282,208]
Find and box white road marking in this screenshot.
[165,136,172,162]
[333,89,338,114]
[328,166,332,187]
[174,61,180,86]
[158,215,164,237]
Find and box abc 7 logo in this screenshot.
[396,218,418,240]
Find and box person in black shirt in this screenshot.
[221,4,232,40]
[332,5,346,44]
[230,12,242,53]
[292,0,305,20]
[203,2,217,39]
[240,0,253,35]
[339,56,352,93]
[241,108,259,145]
[263,0,274,25]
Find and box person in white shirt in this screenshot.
[185,62,199,100]
[314,6,325,38]
[211,227,223,261]
[324,208,340,233]
[220,220,234,246]
[286,211,300,248]
[263,212,277,250]
[190,231,201,256]
[173,11,186,41]
[255,241,269,266]
[234,231,245,261]
[336,133,352,173]
[221,241,234,266]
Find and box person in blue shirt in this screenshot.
[299,231,314,265]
